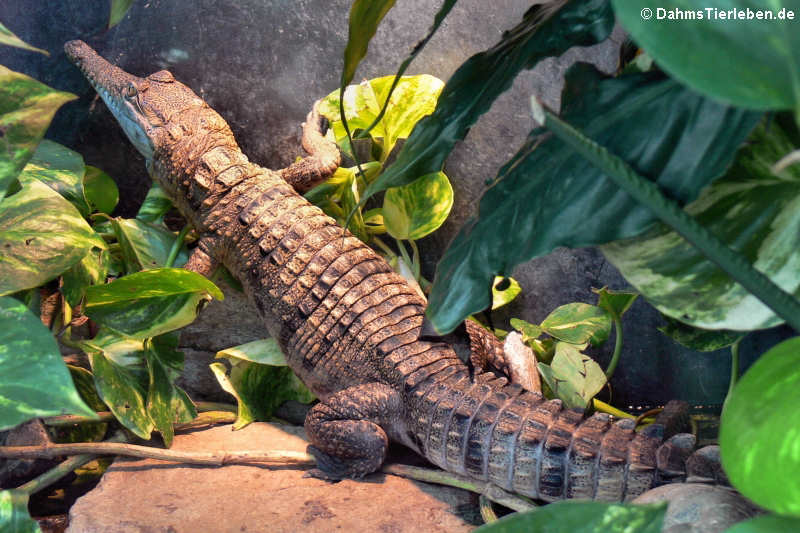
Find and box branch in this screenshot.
[0,442,315,467]
[381,464,536,513]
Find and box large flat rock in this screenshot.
[67,423,479,532]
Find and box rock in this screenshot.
[633,483,762,533]
[1,420,58,489]
[176,282,263,402]
[66,423,479,532]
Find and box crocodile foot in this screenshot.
[305,445,378,480]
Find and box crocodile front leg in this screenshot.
[184,237,220,277]
[279,101,341,193]
[304,382,403,480]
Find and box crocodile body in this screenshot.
[66,41,714,502]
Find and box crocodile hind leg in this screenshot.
[279,101,341,193]
[305,382,402,480]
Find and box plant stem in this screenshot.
[371,236,397,259]
[0,442,315,467]
[543,108,800,333]
[15,431,127,497]
[727,340,741,401]
[43,402,239,427]
[381,464,536,513]
[408,239,421,280]
[604,314,623,379]
[165,223,192,268]
[396,239,413,273]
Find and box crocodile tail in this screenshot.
[408,371,682,502]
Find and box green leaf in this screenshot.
[321,75,445,159]
[341,0,397,87]
[88,349,153,439]
[0,65,75,198]
[362,0,615,204]
[0,179,104,296]
[474,500,665,533]
[383,171,452,240]
[491,276,521,310]
[17,140,90,216]
[602,117,800,330]
[726,514,800,533]
[658,317,746,352]
[136,182,172,223]
[216,338,288,366]
[61,247,110,307]
[0,21,48,56]
[145,345,176,446]
[56,365,107,444]
[0,490,41,533]
[0,296,96,430]
[108,0,135,29]
[538,342,607,409]
[613,0,800,115]
[83,165,118,215]
[541,303,611,346]
[67,365,106,412]
[339,167,369,242]
[593,287,638,319]
[509,318,542,343]
[112,217,189,272]
[425,65,761,334]
[84,268,223,339]
[720,336,800,516]
[211,352,314,430]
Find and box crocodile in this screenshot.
[65,40,722,502]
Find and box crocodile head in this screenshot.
[65,40,228,164]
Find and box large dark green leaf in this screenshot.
[602,117,800,330]
[0,179,104,296]
[0,296,96,430]
[17,140,90,216]
[362,0,615,203]
[614,0,800,117]
[0,490,41,533]
[474,500,665,533]
[425,66,761,334]
[720,336,800,516]
[658,317,746,352]
[0,66,75,197]
[84,268,223,339]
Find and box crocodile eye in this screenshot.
[125,84,137,98]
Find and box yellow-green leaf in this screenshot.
[0,21,48,55]
[383,171,453,240]
[0,65,76,197]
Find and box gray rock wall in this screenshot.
[2,0,786,409]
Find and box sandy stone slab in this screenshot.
[67,423,478,533]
